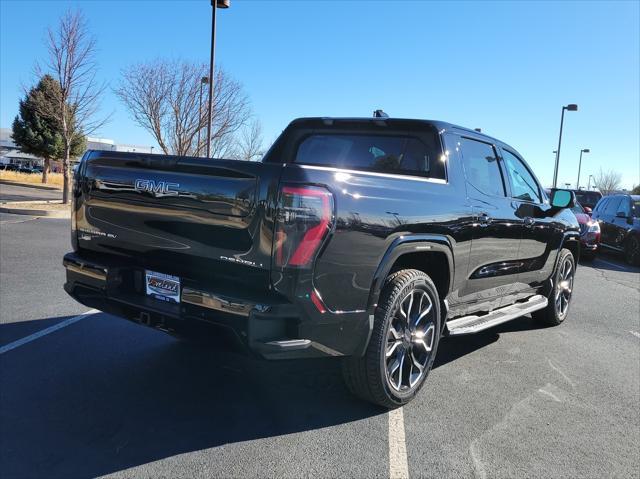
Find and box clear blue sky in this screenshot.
[1,0,638,188]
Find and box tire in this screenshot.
[341,269,441,408]
[624,236,640,266]
[532,248,575,326]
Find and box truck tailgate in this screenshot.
[76,152,283,291]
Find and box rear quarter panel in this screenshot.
[277,154,472,312]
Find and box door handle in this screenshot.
[478,212,492,227]
[524,217,535,227]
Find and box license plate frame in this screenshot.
[145,270,181,304]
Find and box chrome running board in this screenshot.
[446,295,548,336]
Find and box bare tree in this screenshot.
[594,168,622,196]
[39,10,108,204]
[115,59,250,158]
[231,120,265,161]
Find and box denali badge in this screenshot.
[134,179,180,197]
[220,255,259,267]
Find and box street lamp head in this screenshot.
[565,104,578,111]
[212,0,230,7]
[582,148,590,153]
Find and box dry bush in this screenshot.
[0,170,64,188]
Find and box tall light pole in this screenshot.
[576,148,590,189]
[552,104,578,188]
[205,0,230,159]
[198,76,209,156]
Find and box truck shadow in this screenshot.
[434,314,547,369]
[0,312,544,478]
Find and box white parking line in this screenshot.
[630,331,640,340]
[388,407,409,479]
[0,310,98,355]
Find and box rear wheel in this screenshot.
[342,269,441,408]
[532,248,575,326]
[624,236,640,266]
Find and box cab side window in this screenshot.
[459,138,505,197]
[501,149,541,203]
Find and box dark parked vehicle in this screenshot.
[592,194,640,266]
[63,117,580,407]
[574,189,603,212]
[572,202,600,260]
[1,163,19,171]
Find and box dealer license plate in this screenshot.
[145,270,181,304]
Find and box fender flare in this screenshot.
[559,231,581,262]
[366,234,455,312]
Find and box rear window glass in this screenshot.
[575,191,602,208]
[295,133,445,179]
[594,197,607,212]
[603,197,622,215]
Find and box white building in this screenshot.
[0,128,155,169]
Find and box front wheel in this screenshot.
[532,248,575,326]
[342,269,441,408]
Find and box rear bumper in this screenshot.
[63,252,371,359]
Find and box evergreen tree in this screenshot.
[12,75,85,183]
[12,75,63,183]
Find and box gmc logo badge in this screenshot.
[134,179,180,197]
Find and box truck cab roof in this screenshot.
[286,116,506,148]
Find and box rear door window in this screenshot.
[459,137,505,197]
[295,133,445,179]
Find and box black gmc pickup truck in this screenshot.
[64,117,580,408]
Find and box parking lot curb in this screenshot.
[0,205,70,218]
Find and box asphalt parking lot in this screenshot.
[1,213,639,479]
[0,183,61,202]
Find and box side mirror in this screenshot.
[549,189,575,209]
[583,206,592,215]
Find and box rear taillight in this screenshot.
[274,185,334,268]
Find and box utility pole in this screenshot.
[576,148,590,189]
[205,0,230,158]
[553,104,578,188]
[198,76,209,156]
